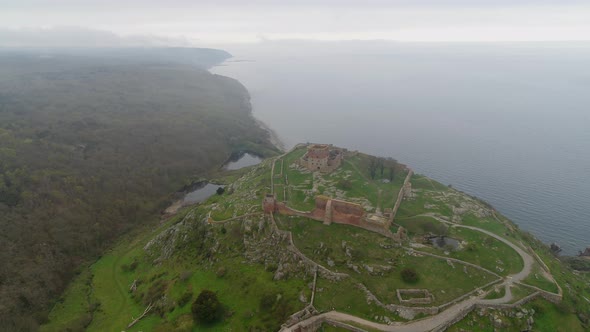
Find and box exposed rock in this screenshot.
[299,291,307,303]
[327,258,335,267]
[397,308,416,320]
[493,317,503,328]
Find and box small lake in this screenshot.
[430,236,460,250]
[183,183,222,205]
[223,153,262,170]
[165,153,263,215]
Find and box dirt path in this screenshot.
[282,216,539,332]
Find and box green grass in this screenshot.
[484,285,506,299]
[314,277,401,322]
[40,269,95,332]
[394,217,523,277]
[42,144,590,331]
[521,264,559,293]
[395,186,453,218]
[356,256,495,306]
[43,210,309,332]
[508,284,536,304]
[278,215,496,307]
[43,211,180,332]
[525,298,586,332]
[448,227,523,276]
[394,215,444,235]
[277,148,407,214]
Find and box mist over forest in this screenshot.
[0,48,276,330]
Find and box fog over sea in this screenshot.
[212,41,590,255]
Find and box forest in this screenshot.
[0,49,277,331]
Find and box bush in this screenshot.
[192,290,222,324]
[178,291,193,307]
[337,179,352,190]
[465,242,477,251]
[216,267,227,278]
[401,268,419,283]
[179,270,192,282]
[121,259,138,272]
[216,187,225,195]
[259,292,276,310]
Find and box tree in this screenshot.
[192,290,222,324]
[389,166,395,181]
[401,268,419,283]
[368,157,377,180]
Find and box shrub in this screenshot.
[178,291,193,307]
[259,292,276,310]
[216,267,227,278]
[216,187,225,195]
[179,270,192,282]
[401,268,419,283]
[192,290,222,324]
[337,179,352,190]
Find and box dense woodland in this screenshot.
[0,50,277,330]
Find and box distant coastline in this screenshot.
[255,118,286,152]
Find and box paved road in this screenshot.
[282,216,538,332]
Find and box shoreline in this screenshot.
[255,117,286,152]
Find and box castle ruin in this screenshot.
[262,194,402,238]
[298,144,342,173]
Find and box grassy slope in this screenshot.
[43,147,590,331]
[0,51,281,330]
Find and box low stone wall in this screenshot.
[286,316,366,332]
[430,302,477,332]
[319,319,366,332]
[516,282,562,303]
[437,279,502,311]
[389,169,414,225]
[397,289,434,305]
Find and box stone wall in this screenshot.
[286,316,366,332]
[388,169,414,225]
[397,289,434,305]
[265,194,394,237]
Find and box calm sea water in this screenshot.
[212,42,590,255]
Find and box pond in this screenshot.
[183,183,223,205]
[223,152,262,170]
[430,236,460,250]
[164,153,262,215]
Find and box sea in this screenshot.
[211,41,590,255]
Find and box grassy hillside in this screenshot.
[41,147,590,331]
[0,50,278,331]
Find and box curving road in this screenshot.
[282,216,541,332]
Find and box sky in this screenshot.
[1,0,590,46]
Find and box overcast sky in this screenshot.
[1,0,590,46]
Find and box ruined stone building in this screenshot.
[298,144,342,173]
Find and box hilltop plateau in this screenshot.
[41,144,590,332]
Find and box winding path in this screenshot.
[271,150,555,332]
[282,215,546,332]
